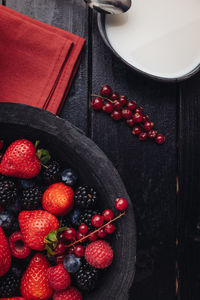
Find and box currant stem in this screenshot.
[66,211,126,248]
[91,94,115,104]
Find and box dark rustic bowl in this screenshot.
[0,103,136,300]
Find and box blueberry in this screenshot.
[20,179,35,189]
[63,254,81,273]
[61,169,78,187]
[0,211,16,234]
[8,197,21,215]
[70,209,80,227]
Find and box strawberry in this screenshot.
[0,298,25,300]
[18,210,59,251]
[85,240,113,269]
[42,183,74,216]
[47,264,71,291]
[0,139,41,179]
[53,287,82,300]
[21,253,53,300]
[0,227,11,277]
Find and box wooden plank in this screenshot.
[178,72,200,300]
[91,11,177,300]
[6,0,89,134]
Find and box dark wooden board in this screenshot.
[91,10,177,300]
[4,0,181,299]
[178,72,200,300]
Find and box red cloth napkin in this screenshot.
[0,5,85,114]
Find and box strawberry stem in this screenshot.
[66,211,126,248]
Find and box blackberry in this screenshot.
[78,209,100,230]
[0,180,18,209]
[42,160,61,184]
[73,260,100,292]
[60,215,72,228]
[0,272,20,297]
[74,186,98,209]
[21,186,43,210]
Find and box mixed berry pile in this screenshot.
[91,84,165,144]
[0,139,127,300]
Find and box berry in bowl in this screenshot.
[0,103,136,300]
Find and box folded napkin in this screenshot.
[0,5,85,114]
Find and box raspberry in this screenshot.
[85,240,113,269]
[47,264,71,291]
[53,287,82,300]
[9,231,31,259]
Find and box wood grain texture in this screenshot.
[91,11,177,299]
[178,72,200,299]
[7,0,89,134]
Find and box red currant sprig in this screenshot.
[66,198,128,249]
[91,85,165,145]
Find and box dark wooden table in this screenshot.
[3,0,200,299]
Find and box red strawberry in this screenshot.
[21,253,53,300]
[42,183,74,216]
[0,298,25,300]
[9,231,31,259]
[85,240,113,269]
[53,287,82,300]
[0,139,41,178]
[0,227,11,277]
[18,210,59,251]
[47,264,71,291]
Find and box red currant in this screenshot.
[132,126,142,135]
[133,112,143,123]
[122,108,132,120]
[78,224,88,235]
[144,121,154,131]
[119,96,128,106]
[113,100,122,111]
[88,232,98,242]
[55,241,66,255]
[126,119,135,127]
[139,132,148,141]
[102,209,114,221]
[0,140,3,151]
[55,254,65,264]
[105,224,116,234]
[64,228,76,241]
[115,198,128,211]
[92,97,103,111]
[110,92,119,100]
[111,111,122,121]
[127,101,136,111]
[135,106,143,114]
[97,228,107,238]
[100,85,112,97]
[102,102,113,114]
[76,232,85,241]
[74,245,85,257]
[68,246,75,254]
[91,215,104,228]
[58,232,66,242]
[142,115,149,123]
[147,130,157,139]
[155,134,165,144]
